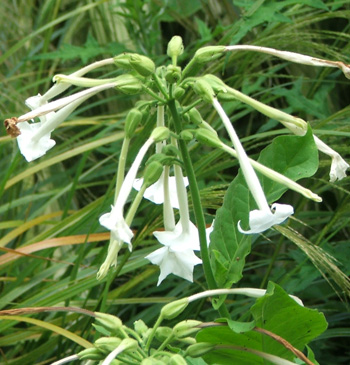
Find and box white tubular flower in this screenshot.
[213,98,293,234]
[146,241,202,286]
[17,82,118,123]
[99,137,156,248]
[314,135,349,182]
[133,173,189,208]
[224,45,350,79]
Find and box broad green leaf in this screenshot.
[210,127,318,288]
[196,283,327,364]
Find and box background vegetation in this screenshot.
[1,0,350,363]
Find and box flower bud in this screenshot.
[95,336,122,353]
[134,319,148,336]
[173,320,202,338]
[203,74,228,94]
[141,358,166,365]
[167,36,184,59]
[173,86,185,99]
[151,126,170,142]
[114,53,134,70]
[193,46,226,64]
[125,109,143,138]
[195,128,221,148]
[95,312,123,334]
[187,108,203,126]
[155,326,173,342]
[78,347,104,360]
[165,65,182,83]
[129,54,156,77]
[169,354,187,365]
[193,79,215,103]
[179,130,193,141]
[115,74,143,95]
[186,342,215,357]
[143,161,163,188]
[162,145,179,157]
[160,297,189,319]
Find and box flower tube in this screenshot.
[212,97,293,234]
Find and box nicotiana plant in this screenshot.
[4,36,349,364]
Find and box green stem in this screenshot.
[168,99,229,318]
[145,315,163,353]
[181,99,202,115]
[152,73,169,100]
[115,137,130,201]
[142,85,167,104]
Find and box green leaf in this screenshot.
[196,283,327,364]
[216,318,256,333]
[210,127,318,288]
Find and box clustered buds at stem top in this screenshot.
[167,36,184,62]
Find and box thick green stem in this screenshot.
[168,99,230,318]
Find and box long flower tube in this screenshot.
[224,45,350,79]
[26,58,115,110]
[218,84,349,182]
[212,98,294,234]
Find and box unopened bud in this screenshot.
[162,145,179,157]
[167,36,184,59]
[78,347,104,361]
[114,53,134,70]
[173,86,185,99]
[203,74,227,94]
[169,354,187,365]
[186,342,215,357]
[115,74,143,95]
[160,297,189,319]
[155,326,173,342]
[95,312,123,334]
[180,130,193,141]
[195,128,221,148]
[134,319,148,335]
[173,320,202,338]
[125,109,143,138]
[95,337,122,353]
[129,54,155,77]
[188,108,203,126]
[193,46,226,64]
[193,79,215,103]
[151,126,170,142]
[143,161,163,187]
[120,338,138,351]
[165,65,182,83]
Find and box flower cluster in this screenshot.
[6,36,348,285]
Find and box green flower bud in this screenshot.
[78,347,104,361]
[173,320,202,338]
[193,46,226,64]
[120,338,139,351]
[167,36,184,59]
[160,297,189,320]
[195,128,221,148]
[134,319,148,336]
[161,145,179,157]
[165,65,182,84]
[188,108,203,126]
[203,74,228,94]
[173,86,186,99]
[141,358,166,365]
[193,79,215,103]
[169,354,187,365]
[179,130,193,141]
[125,108,143,138]
[114,53,134,70]
[143,161,163,187]
[95,312,123,334]
[151,126,170,142]
[186,342,215,357]
[129,54,156,77]
[115,74,143,95]
[95,337,122,353]
[155,326,173,342]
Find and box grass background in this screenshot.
[1,0,350,363]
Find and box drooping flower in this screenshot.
[212,97,294,234]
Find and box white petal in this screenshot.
[146,246,202,285]
[133,174,189,209]
[17,122,56,162]
[238,203,293,234]
[25,94,47,110]
[330,154,349,182]
[99,208,133,246]
[153,220,200,250]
